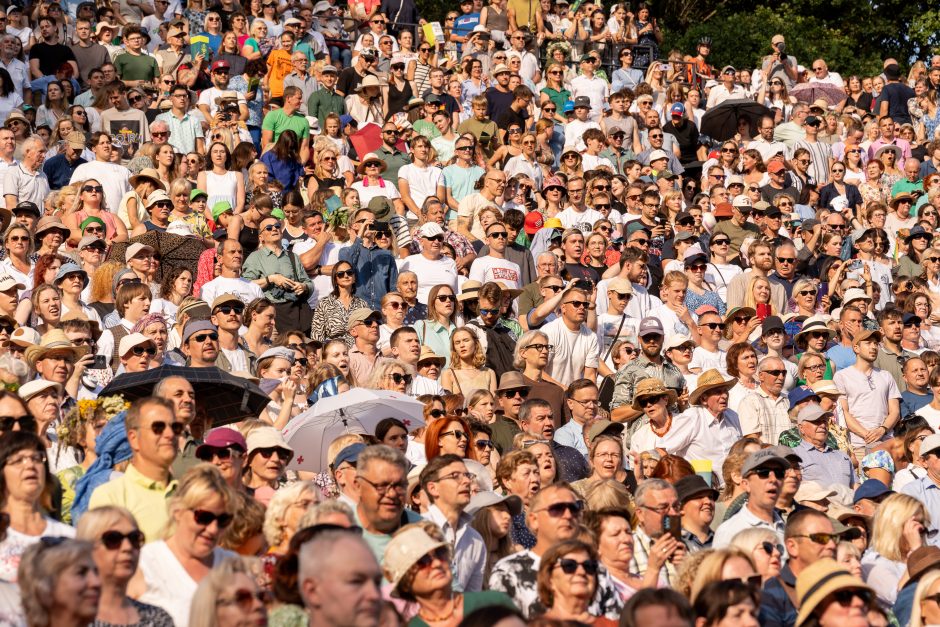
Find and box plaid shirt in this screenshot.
[630,526,680,586]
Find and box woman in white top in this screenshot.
[894,424,933,491]
[129,465,237,627]
[861,493,928,607]
[726,341,760,409]
[150,266,194,326]
[378,290,407,355]
[0,68,23,124]
[54,263,101,325]
[398,136,443,221]
[197,142,244,215]
[0,224,34,294]
[0,430,76,584]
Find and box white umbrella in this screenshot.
[282,388,426,472]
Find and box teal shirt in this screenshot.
[261,108,310,144]
[241,246,313,303]
[407,591,517,627]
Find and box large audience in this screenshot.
[0,0,935,625]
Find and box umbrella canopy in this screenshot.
[282,389,426,472]
[109,231,212,284]
[700,99,773,142]
[790,83,846,107]
[99,365,269,427]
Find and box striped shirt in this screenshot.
[155,110,204,155]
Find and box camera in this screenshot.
[372,221,391,235]
[775,42,786,54]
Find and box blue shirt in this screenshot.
[901,390,932,417]
[901,475,940,546]
[553,419,588,456]
[338,238,398,311]
[826,344,857,370]
[42,153,85,190]
[793,439,855,488]
[260,150,304,192]
[452,13,480,52]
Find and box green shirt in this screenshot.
[456,117,501,156]
[261,108,310,144]
[307,88,345,129]
[712,219,761,260]
[407,592,517,627]
[114,51,159,82]
[241,245,314,303]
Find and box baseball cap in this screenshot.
[741,448,789,476]
[418,222,444,238]
[638,317,664,338]
[523,211,544,235]
[196,427,248,460]
[332,443,367,469]
[852,479,893,504]
[787,385,820,407]
[670,102,686,117]
[767,160,786,174]
[210,59,231,72]
[796,402,833,424]
[573,96,591,109]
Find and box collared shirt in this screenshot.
[349,346,383,385]
[712,505,785,548]
[3,163,50,207]
[374,145,410,183]
[87,463,178,542]
[682,527,714,553]
[241,246,313,303]
[900,474,940,546]
[679,407,742,482]
[307,87,345,129]
[283,72,320,115]
[424,505,486,592]
[554,419,588,455]
[794,439,855,488]
[339,238,399,310]
[630,526,680,585]
[155,109,204,154]
[875,344,916,391]
[738,387,791,444]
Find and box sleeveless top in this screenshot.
[74,209,119,242]
[484,6,509,31]
[444,367,492,396]
[387,80,413,118]
[144,221,167,232]
[239,225,260,254]
[205,170,238,209]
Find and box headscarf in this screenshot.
[132,312,168,334]
[308,376,341,405]
[71,410,133,523]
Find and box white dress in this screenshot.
[205,170,237,210]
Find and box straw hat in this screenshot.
[356,152,387,175]
[416,345,445,367]
[24,329,90,368]
[631,378,678,411]
[795,558,872,626]
[382,526,447,597]
[129,168,166,190]
[457,280,482,302]
[796,315,835,342]
[689,368,735,405]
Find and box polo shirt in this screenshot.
[2,163,50,207]
[712,505,785,548]
[793,439,854,488]
[261,108,310,144]
[353,505,423,562]
[374,145,409,183]
[87,463,177,542]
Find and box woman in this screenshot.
[64,179,129,245]
[899,227,932,279]
[321,339,354,385]
[36,80,67,129]
[241,426,293,504]
[729,528,782,583]
[726,342,760,409]
[842,75,873,112]
[441,328,497,396]
[819,161,863,213]
[910,569,940,627]
[376,418,409,454]
[133,313,176,367]
[33,216,68,259]
[189,556,267,627]
[525,440,557,487]
[573,435,631,497]
[30,283,62,335]
[150,266,193,325]
[468,491,519,582]
[130,464,236,627]
[262,481,317,558]
[843,144,865,185]
[76,506,174,626]
[260,129,304,192]
[197,142,244,216]
[413,285,458,367]
[310,262,368,347]
[536,539,616,625]
[859,159,888,206]
[166,179,211,240]
[795,558,873,627]
[383,525,514,626]
[366,359,413,397]
[692,580,761,627]
[540,63,570,113]
[760,77,795,121]
[684,253,725,316]
[467,389,496,424]
[18,538,100,627]
[894,424,933,490]
[583,233,610,277]
[243,298,275,357]
[862,493,929,607]
[0,223,34,291]
[424,415,475,461]
[582,507,661,602]
[743,275,775,318]
[0,431,75,583]
[789,278,820,317]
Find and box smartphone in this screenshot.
[373,221,391,235]
[847,259,863,272]
[88,355,108,370]
[756,303,771,321]
[664,514,681,541]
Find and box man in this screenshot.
[353,444,422,560]
[681,369,743,477]
[283,52,319,116]
[25,329,87,402]
[794,402,854,487]
[398,222,457,305]
[331,443,363,511]
[518,398,589,482]
[99,82,151,160]
[476,210,532,285]
[725,240,787,311]
[307,64,344,130]
[761,34,798,90]
[713,448,788,547]
[774,103,809,146]
[200,239,264,306]
[3,136,49,210]
[691,310,726,373]
[484,63,514,123]
[69,19,108,82]
[768,241,801,300]
[420,454,486,592]
[902,356,932,417]
[508,29,539,84]
[878,63,915,124]
[710,199,761,265]
[396,271,427,325]
[197,60,249,122]
[340,207,399,310]
[179,319,219,368]
[826,305,863,370]
[28,16,79,88]
[760,509,839,627]
[299,528,383,627]
[662,103,702,166]
[42,131,86,190]
[388,327,420,366]
[835,329,901,457]
[155,83,204,155]
[676,474,717,552]
[260,85,310,161]
[489,483,623,619]
[114,24,159,86]
[901,433,940,544]
[336,46,376,98]
[791,115,832,185]
[347,308,383,385]
[490,371,529,453]
[154,25,192,78]
[468,282,517,377]
[542,289,601,386]
[808,58,844,87]
[88,397,179,541]
[893,158,923,197]
[70,132,131,213]
[738,356,791,443]
[210,294,254,373]
[706,65,746,109]
[875,307,917,390]
[195,427,247,490]
[557,182,603,237]
[629,479,687,586]
[553,379,600,456]
[868,114,912,161]
[421,67,460,128]
[610,317,685,431]
[373,120,409,184]
[570,54,608,122]
[748,115,788,163]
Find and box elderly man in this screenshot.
[283,51,319,116]
[353,444,422,560]
[681,370,743,478]
[200,239,264,306]
[149,119,170,146]
[518,398,588,482]
[180,320,219,368]
[738,356,791,443]
[153,374,200,477]
[713,448,789,547]
[629,479,687,586]
[25,329,88,402]
[42,132,87,190]
[398,223,460,305]
[89,397,180,541]
[4,136,49,210]
[792,402,854,487]
[490,371,529,453]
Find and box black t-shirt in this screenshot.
[760,183,799,205]
[496,108,527,134]
[877,82,916,125]
[663,119,699,164]
[563,262,600,283]
[485,86,514,122]
[337,67,367,97]
[421,89,460,119]
[30,42,77,77]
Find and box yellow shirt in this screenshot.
[88,463,178,542]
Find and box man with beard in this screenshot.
[676,474,717,552]
[726,239,787,311]
[180,320,220,368]
[713,448,788,547]
[519,398,588,482]
[793,403,854,487]
[490,371,529,453]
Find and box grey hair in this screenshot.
[536,251,559,267]
[189,557,255,627]
[513,330,548,369]
[299,529,373,583]
[263,481,318,547]
[358,443,408,475]
[22,135,45,152]
[518,397,552,424]
[149,119,169,132]
[153,375,192,398]
[758,355,784,371]
[634,478,676,506]
[299,500,355,528]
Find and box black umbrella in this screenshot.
[109,231,212,284]
[99,365,270,427]
[700,99,773,142]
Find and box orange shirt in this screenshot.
[266,49,294,98]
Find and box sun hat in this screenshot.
[689,369,735,405]
[585,419,624,445]
[631,378,678,411]
[465,491,523,516]
[245,426,294,461]
[356,152,387,175]
[53,262,89,289]
[795,558,872,626]
[18,379,62,402]
[24,329,90,368]
[417,345,445,367]
[382,526,448,597]
[118,332,155,357]
[129,168,165,190]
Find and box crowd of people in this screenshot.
[0,0,938,625]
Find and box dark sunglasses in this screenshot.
[131,345,157,357]
[100,529,145,550]
[556,557,599,575]
[256,446,291,460]
[192,332,219,343]
[336,269,355,278]
[196,445,244,461]
[436,294,456,302]
[543,500,584,517]
[0,415,34,432]
[216,304,244,315]
[82,185,103,193]
[192,509,234,528]
[149,421,185,436]
[389,372,413,385]
[415,546,449,568]
[501,388,529,399]
[752,467,786,480]
[474,439,494,450]
[428,408,446,419]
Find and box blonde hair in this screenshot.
[744,275,773,311]
[910,569,940,627]
[263,481,317,547]
[75,505,137,540]
[327,433,365,468]
[729,527,778,558]
[165,463,236,538]
[871,493,929,561]
[189,557,257,627]
[689,548,756,602]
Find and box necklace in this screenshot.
[650,413,672,437]
[418,593,462,622]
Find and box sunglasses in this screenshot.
[192,332,219,343]
[542,500,584,517]
[149,421,184,436]
[501,388,529,399]
[100,529,145,550]
[792,532,839,545]
[488,230,509,239]
[216,304,244,315]
[415,546,449,568]
[335,269,355,278]
[196,445,244,461]
[388,372,413,385]
[752,467,786,480]
[130,345,157,357]
[192,509,234,528]
[428,408,446,419]
[263,224,281,232]
[220,588,268,611]
[556,558,599,575]
[82,185,103,193]
[0,415,33,432]
[479,308,500,316]
[256,446,291,460]
[441,429,468,440]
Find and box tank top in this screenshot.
[74,209,119,242]
[387,80,413,118]
[484,6,509,31]
[205,170,238,209]
[239,225,260,254]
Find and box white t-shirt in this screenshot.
[833,366,901,447]
[69,161,131,214]
[916,404,940,432]
[398,163,443,212]
[199,276,265,308]
[293,239,349,307]
[542,317,600,387]
[468,255,522,288]
[704,262,743,302]
[647,303,693,337]
[691,346,728,374]
[197,86,247,118]
[570,74,610,120]
[351,178,401,207]
[0,518,75,583]
[563,118,601,150]
[398,254,459,304]
[556,206,605,234]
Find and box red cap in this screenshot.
[714,202,734,218]
[524,211,544,235]
[767,159,786,174]
[209,59,231,72]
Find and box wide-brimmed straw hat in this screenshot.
[796,558,872,626]
[690,368,735,405]
[24,329,90,368]
[383,526,448,597]
[631,378,678,411]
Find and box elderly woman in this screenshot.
[729,527,782,583]
[242,427,294,505]
[18,538,100,627]
[535,539,614,624]
[0,431,75,583]
[383,525,515,625]
[76,506,173,626]
[524,439,557,488]
[129,464,237,627]
[789,278,820,317]
[726,342,760,409]
[584,507,662,601]
[189,557,267,627]
[495,450,541,550]
[262,481,318,558]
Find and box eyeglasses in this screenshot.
[751,467,785,480]
[387,372,413,385]
[555,558,599,576]
[525,343,553,352]
[537,500,585,517]
[192,332,219,343]
[5,451,46,467]
[434,470,475,482]
[192,509,234,528]
[148,421,185,436]
[357,475,407,494]
[100,529,145,550]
